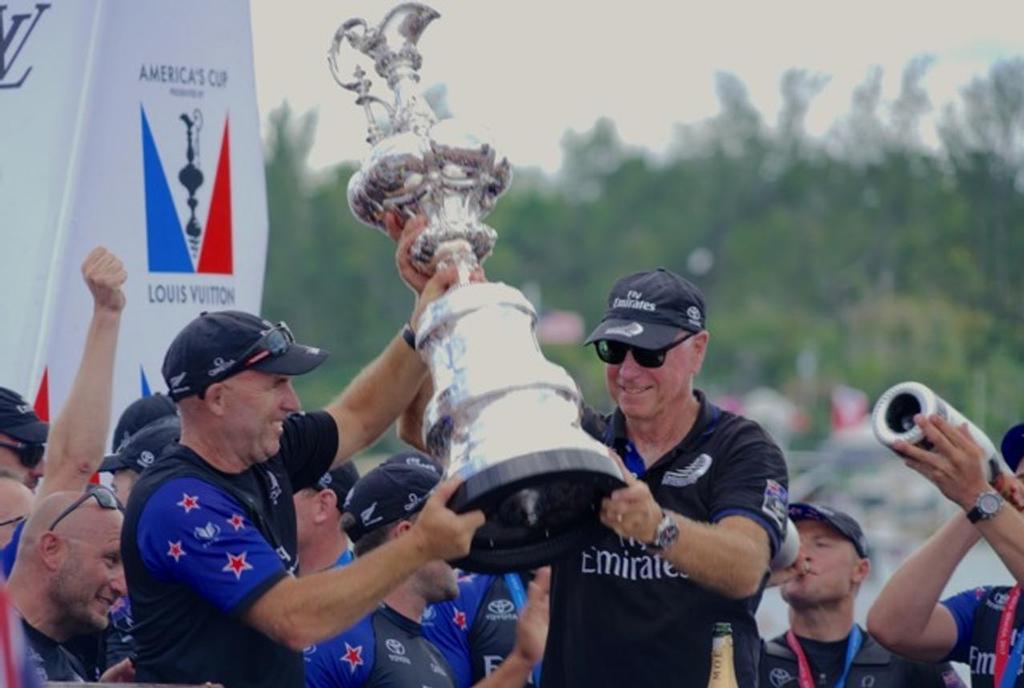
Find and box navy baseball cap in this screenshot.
[162,311,329,401]
[585,268,706,350]
[342,451,441,543]
[789,502,868,558]
[100,416,180,474]
[111,393,178,452]
[315,462,361,514]
[0,386,48,444]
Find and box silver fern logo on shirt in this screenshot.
[661,454,713,487]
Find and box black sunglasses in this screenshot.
[199,322,295,398]
[0,440,45,469]
[49,484,124,532]
[594,333,695,369]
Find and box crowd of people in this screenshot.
[2,216,1023,687]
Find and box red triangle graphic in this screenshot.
[34,368,49,421]
[197,117,233,274]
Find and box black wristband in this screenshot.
[401,323,417,350]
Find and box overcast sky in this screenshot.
[250,1,1024,173]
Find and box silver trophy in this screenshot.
[329,3,624,572]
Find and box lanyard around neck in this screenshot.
[785,626,862,688]
[995,585,1024,688]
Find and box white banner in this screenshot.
[0,0,267,426]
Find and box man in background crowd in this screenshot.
[294,461,360,574]
[305,457,548,688]
[763,502,963,687]
[7,488,133,683]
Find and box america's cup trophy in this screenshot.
[329,3,624,572]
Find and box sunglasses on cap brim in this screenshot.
[198,322,295,398]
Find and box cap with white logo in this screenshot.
[585,268,706,350]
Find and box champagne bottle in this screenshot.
[706,622,739,688]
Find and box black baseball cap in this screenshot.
[0,386,48,444]
[162,311,329,401]
[99,416,180,474]
[112,393,178,452]
[585,268,706,350]
[315,462,361,514]
[789,502,869,558]
[342,451,441,543]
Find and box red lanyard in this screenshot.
[785,627,862,688]
[995,585,1021,688]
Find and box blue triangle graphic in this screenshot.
[141,106,193,273]
[140,366,152,397]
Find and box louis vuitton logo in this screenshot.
[0,3,50,89]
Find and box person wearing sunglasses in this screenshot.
[0,469,33,548]
[121,215,485,688]
[5,486,134,683]
[539,267,790,688]
[0,386,49,490]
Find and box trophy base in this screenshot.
[448,448,626,573]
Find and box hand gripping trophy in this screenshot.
[329,3,624,572]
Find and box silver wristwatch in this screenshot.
[967,490,1004,524]
[644,510,679,555]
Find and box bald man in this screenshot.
[6,489,133,683]
[0,469,32,548]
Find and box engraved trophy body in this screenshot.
[330,3,624,572]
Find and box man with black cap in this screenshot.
[99,415,180,503]
[762,503,963,687]
[540,267,790,687]
[305,454,549,688]
[0,387,49,490]
[109,393,177,454]
[294,461,361,574]
[121,217,486,688]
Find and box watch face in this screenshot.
[979,492,1002,515]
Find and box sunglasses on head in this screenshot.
[49,484,124,532]
[0,440,45,469]
[594,333,695,369]
[199,322,295,398]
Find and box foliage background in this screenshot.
[261,59,1024,454]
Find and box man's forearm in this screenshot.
[974,504,1024,585]
[39,308,122,498]
[867,515,977,648]
[473,651,532,688]
[326,335,428,463]
[246,532,432,650]
[660,514,769,599]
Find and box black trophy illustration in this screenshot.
[178,110,204,259]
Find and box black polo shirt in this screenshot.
[542,390,788,688]
[122,410,338,688]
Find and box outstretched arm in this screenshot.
[866,514,973,662]
[38,248,126,500]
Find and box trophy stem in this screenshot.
[432,239,477,287]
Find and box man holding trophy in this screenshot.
[329,5,789,686]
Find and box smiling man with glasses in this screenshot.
[539,267,791,688]
[5,488,133,683]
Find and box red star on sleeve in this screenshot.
[227,514,245,531]
[167,541,185,562]
[453,609,468,631]
[341,642,364,673]
[222,551,254,580]
[176,493,200,513]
